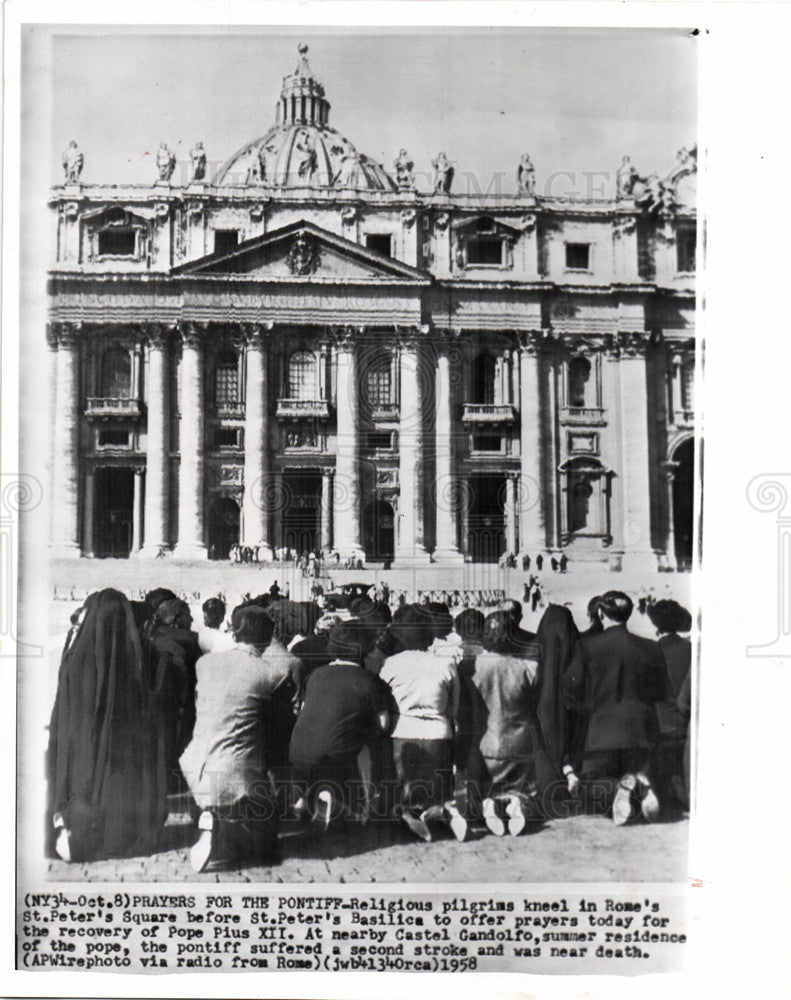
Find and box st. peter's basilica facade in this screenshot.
[47,44,696,571]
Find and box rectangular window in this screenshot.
[213,427,240,449]
[467,237,503,266]
[565,243,590,270]
[214,229,240,255]
[472,434,502,452]
[97,428,130,447]
[676,227,696,273]
[365,233,392,257]
[366,431,393,451]
[97,229,136,257]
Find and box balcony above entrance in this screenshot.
[461,403,517,424]
[85,397,142,418]
[276,398,331,419]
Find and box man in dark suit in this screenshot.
[565,591,665,825]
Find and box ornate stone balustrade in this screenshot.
[85,397,141,418]
[216,400,245,418]
[371,403,399,421]
[461,403,517,424]
[276,398,330,419]
[559,406,606,426]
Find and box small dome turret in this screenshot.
[212,43,396,191]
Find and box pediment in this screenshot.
[174,220,431,283]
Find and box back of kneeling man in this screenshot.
[565,590,665,825]
[180,606,287,871]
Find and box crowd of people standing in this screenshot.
[46,582,692,873]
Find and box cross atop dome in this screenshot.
[278,42,330,127]
[296,42,312,77]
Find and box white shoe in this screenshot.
[190,810,215,873]
[612,774,638,827]
[483,797,505,837]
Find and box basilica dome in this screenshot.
[213,44,396,191]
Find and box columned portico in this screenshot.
[332,330,365,561]
[617,333,656,572]
[242,324,273,560]
[320,469,333,553]
[50,322,82,557]
[141,324,171,556]
[132,467,144,553]
[82,467,95,558]
[432,343,463,563]
[174,323,208,559]
[518,331,545,557]
[395,331,430,566]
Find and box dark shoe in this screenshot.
[190,810,215,873]
[612,774,638,827]
[505,795,526,836]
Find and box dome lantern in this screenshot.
[276,43,331,128]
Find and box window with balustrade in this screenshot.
[568,356,592,408]
[99,347,132,398]
[365,353,393,408]
[214,349,239,405]
[288,350,317,400]
[471,355,496,405]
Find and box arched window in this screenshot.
[288,350,316,400]
[214,349,239,404]
[365,352,393,408]
[568,356,592,408]
[471,355,496,405]
[100,347,132,398]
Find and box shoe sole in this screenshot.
[641,789,660,823]
[401,812,432,842]
[190,829,214,873]
[612,786,634,826]
[483,800,505,837]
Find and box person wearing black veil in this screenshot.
[534,604,584,812]
[143,599,201,807]
[46,588,163,862]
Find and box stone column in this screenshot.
[132,467,144,553]
[333,329,365,561]
[242,324,273,559]
[395,331,431,566]
[505,472,518,554]
[320,469,333,553]
[174,322,207,559]
[518,331,545,557]
[660,460,679,571]
[50,322,82,557]
[432,343,463,563]
[141,324,171,556]
[82,467,95,558]
[617,333,656,571]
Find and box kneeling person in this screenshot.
[289,621,393,831]
[180,606,289,872]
